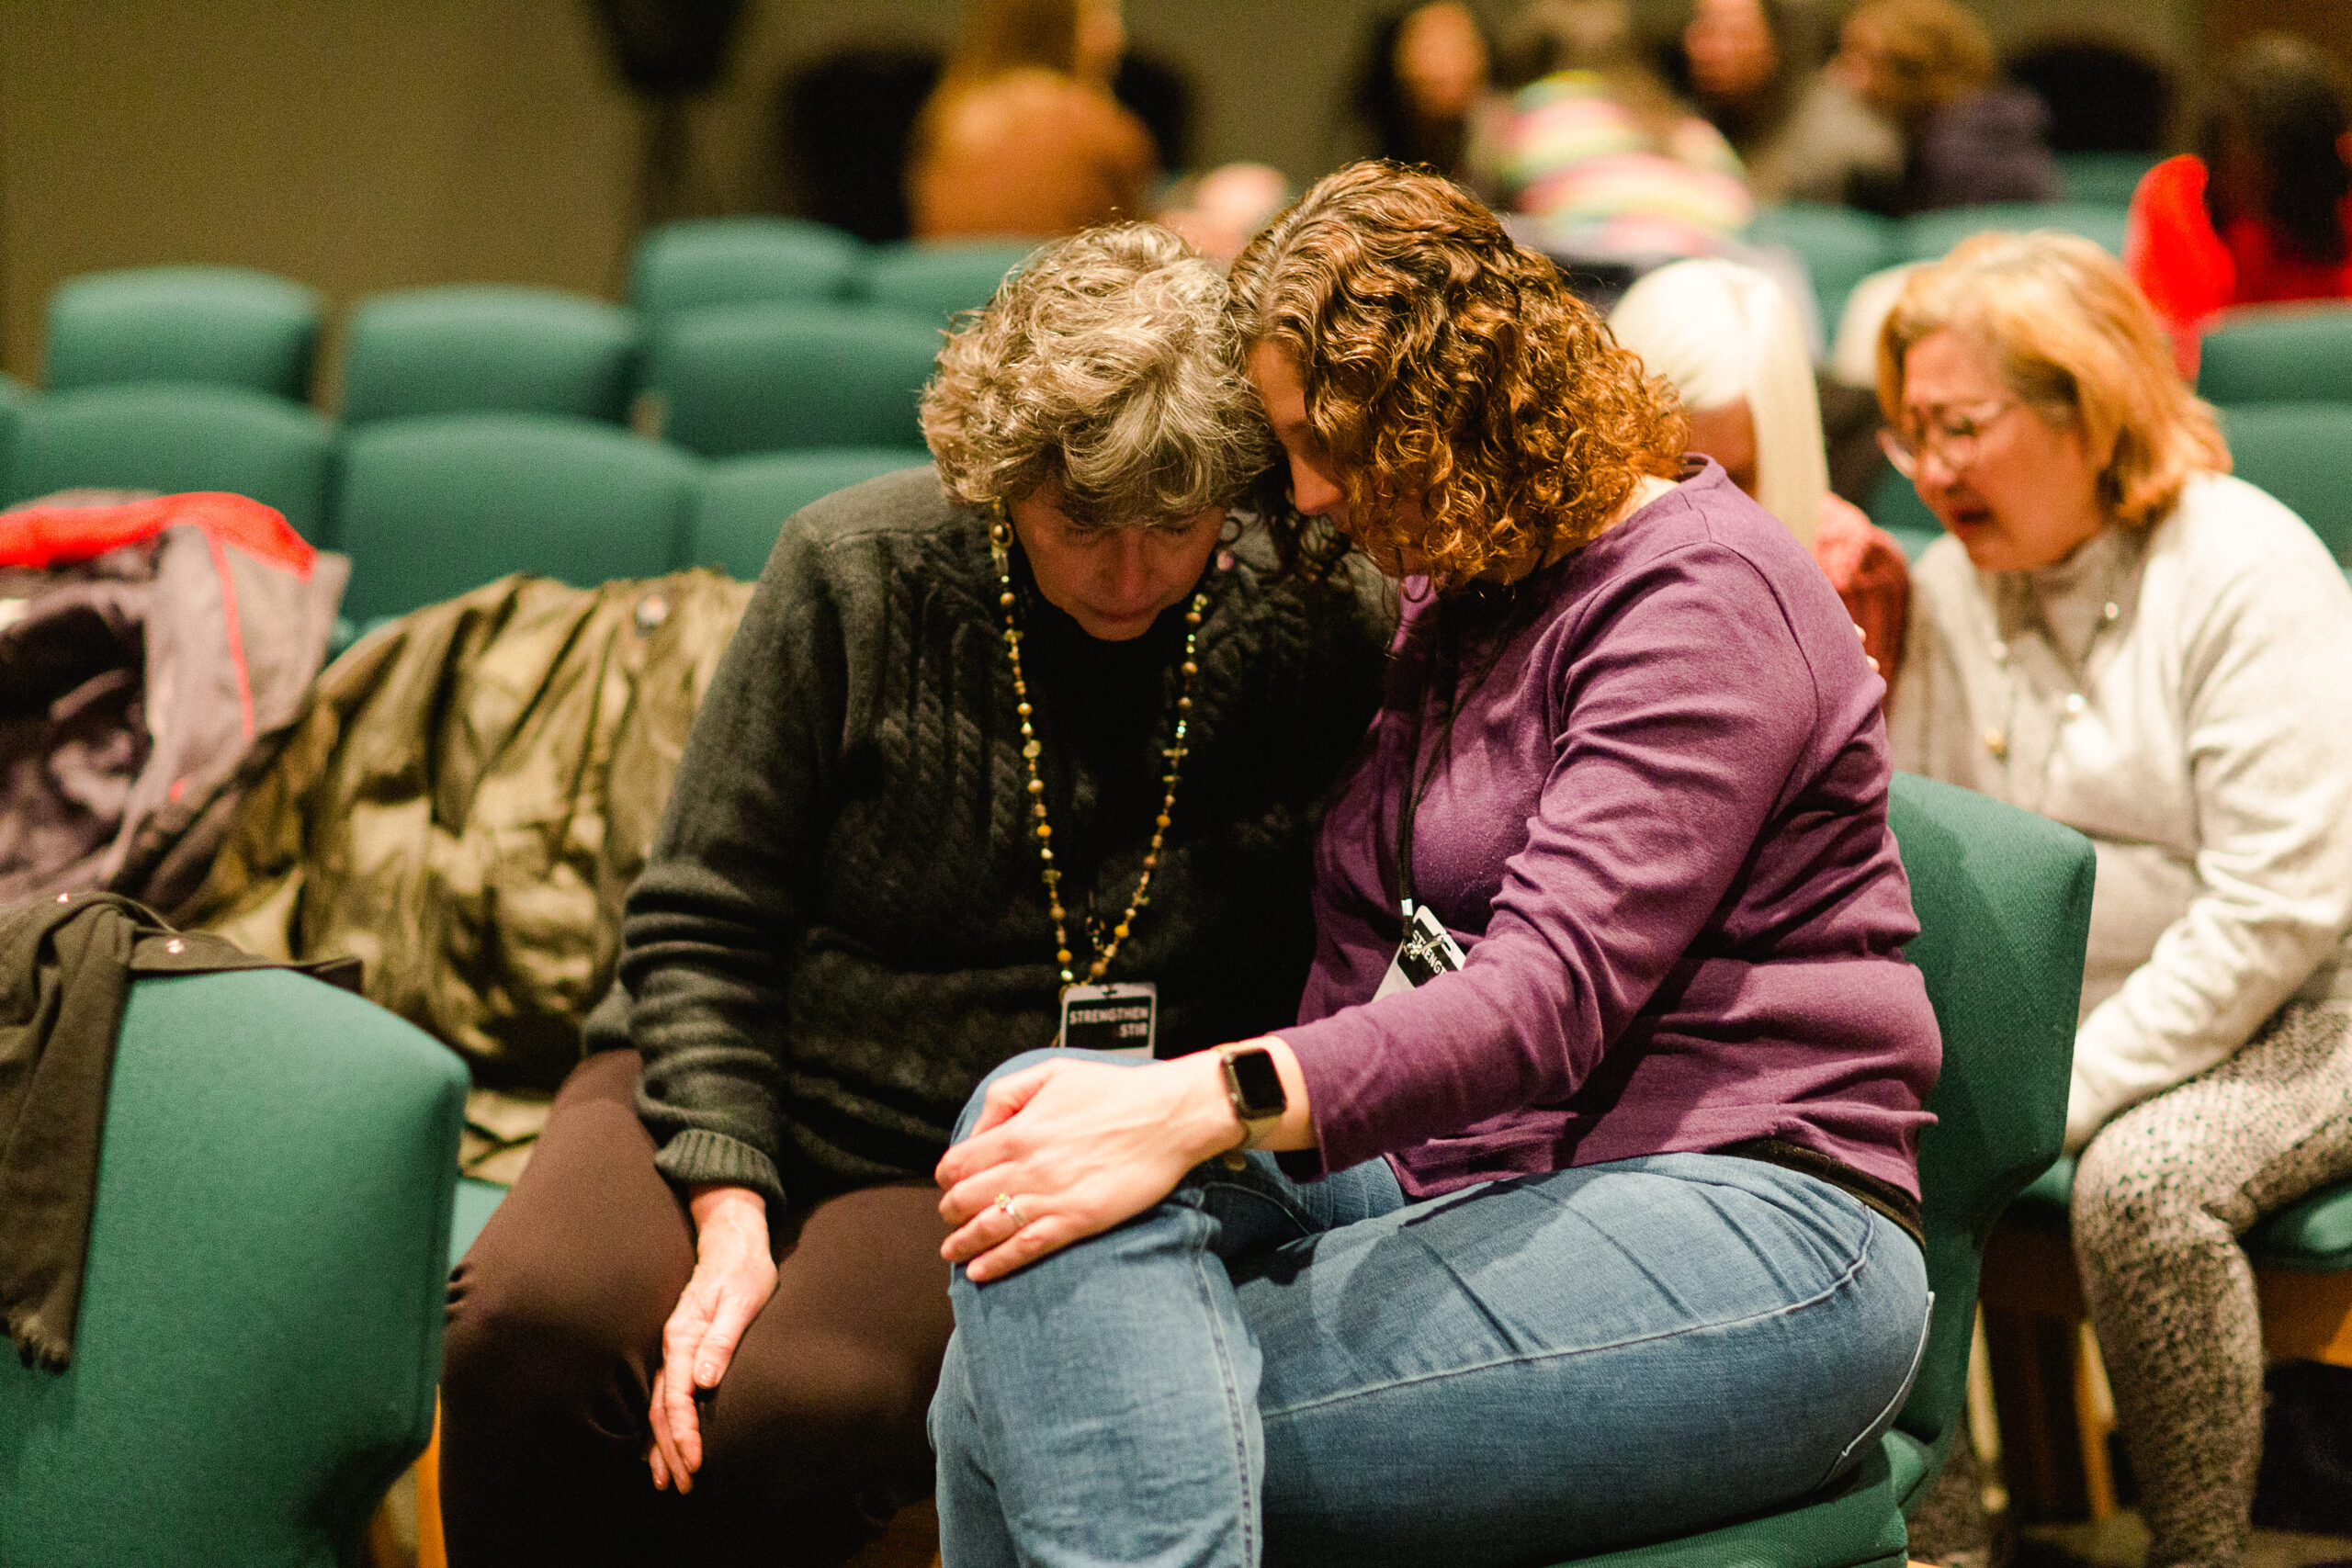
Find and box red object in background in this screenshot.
[0,491,314,577]
[2128,153,2352,378]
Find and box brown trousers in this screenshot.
[440,1050,956,1567]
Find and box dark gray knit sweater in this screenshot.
[609,468,1391,1208]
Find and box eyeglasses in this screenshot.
[1878,399,2019,479]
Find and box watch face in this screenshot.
[1227,1047,1286,1118]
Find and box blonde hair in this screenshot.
[1610,258,1826,546]
[1877,231,2229,528]
[922,223,1273,532]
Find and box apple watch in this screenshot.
[1218,1044,1288,1150]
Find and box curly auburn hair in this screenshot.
[1228,161,1684,587]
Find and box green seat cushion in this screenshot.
[642,303,942,457]
[1742,204,1897,337]
[333,412,700,622]
[2197,308,2352,406]
[631,216,865,316]
[1542,1433,1917,1568]
[2,382,335,542]
[1898,203,2129,265]
[856,240,1040,328]
[2217,402,2352,567]
[691,447,932,579]
[44,265,322,400]
[340,286,639,425]
[2018,1156,2352,1272]
[0,969,465,1567]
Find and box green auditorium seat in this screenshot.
[1550,773,2095,1568]
[2055,152,2161,209]
[1744,204,1899,341]
[0,371,26,447]
[856,239,1038,328]
[692,446,932,579]
[1897,203,2129,265]
[1865,464,1946,562]
[0,969,465,1568]
[339,285,639,425]
[44,265,322,401]
[1,383,334,542]
[2195,303,2352,406]
[2220,402,2352,566]
[333,412,699,624]
[630,216,865,317]
[640,303,942,457]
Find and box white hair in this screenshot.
[1609,258,1827,547]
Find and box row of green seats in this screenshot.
[33,226,1035,447]
[1746,199,2132,342]
[0,378,926,620]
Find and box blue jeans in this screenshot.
[931,1051,1932,1568]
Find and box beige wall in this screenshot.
[0,0,2225,389]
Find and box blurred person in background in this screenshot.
[1611,256,1909,684]
[438,225,1389,1568]
[2129,33,2352,378]
[1476,0,1753,257]
[1346,2,1495,179]
[1159,162,1294,266]
[1832,0,2057,217]
[1678,0,1902,206]
[908,0,1156,239]
[1883,231,2352,1568]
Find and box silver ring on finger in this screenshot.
[993,1190,1029,1228]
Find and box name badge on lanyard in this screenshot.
[1374,902,1467,999]
[1058,981,1159,1060]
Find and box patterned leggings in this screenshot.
[2071,998,2352,1568]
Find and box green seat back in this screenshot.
[691,446,932,579]
[0,371,26,454]
[1864,463,1945,562]
[1,383,334,542]
[1897,203,2129,264]
[340,285,639,425]
[2219,402,2352,566]
[1743,204,1898,336]
[2197,306,2352,406]
[2055,152,2161,208]
[45,265,322,400]
[333,412,699,622]
[631,216,865,316]
[856,240,1038,328]
[642,303,942,457]
[0,969,465,1568]
[1552,773,2094,1568]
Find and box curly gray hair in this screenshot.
[921,224,1273,529]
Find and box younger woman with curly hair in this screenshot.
[927,162,1939,1567]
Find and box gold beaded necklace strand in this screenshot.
[989,509,1208,993]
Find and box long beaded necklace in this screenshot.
[989,507,1210,993]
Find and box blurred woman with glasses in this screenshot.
[1883,230,2352,1568]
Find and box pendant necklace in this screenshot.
[989,507,1214,994]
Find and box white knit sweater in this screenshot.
[1890,473,2352,1152]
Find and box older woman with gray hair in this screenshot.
[1884,230,2352,1567]
[438,223,1390,1568]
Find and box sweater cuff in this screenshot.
[654,1129,786,1211]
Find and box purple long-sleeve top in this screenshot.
[1279,462,1940,1199]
